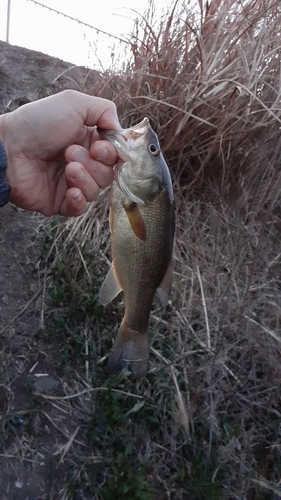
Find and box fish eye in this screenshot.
[148,143,159,155]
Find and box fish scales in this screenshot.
[99,118,175,378]
[112,184,173,333]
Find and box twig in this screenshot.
[251,478,281,497]
[175,312,243,386]
[54,425,80,464]
[75,241,92,284]
[0,454,42,464]
[197,265,211,351]
[84,325,90,383]
[151,347,189,436]
[244,315,281,345]
[43,411,69,439]
[36,387,143,400]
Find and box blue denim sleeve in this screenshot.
[0,140,12,207]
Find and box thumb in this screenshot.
[63,90,122,130]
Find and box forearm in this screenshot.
[0,114,12,206]
[0,113,7,143]
[0,114,3,138]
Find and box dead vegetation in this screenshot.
[95,0,281,213]
[1,0,281,498]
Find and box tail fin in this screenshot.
[107,324,149,379]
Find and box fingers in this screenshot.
[65,141,117,192]
[61,147,114,215]
[65,161,101,202]
[61,89,122,131]
[90,140,118,167]
[60,187,87,217]
[62,140,118,217]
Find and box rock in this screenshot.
[34,376,59,393]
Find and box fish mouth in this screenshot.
[97,117,151,146]
[121,117,150,141]
[97,118,154,205]
[98,117,150,155]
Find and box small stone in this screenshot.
[29,283,37,293]
[34,376,59,393]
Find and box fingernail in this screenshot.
[72,166,84,181]
[73,189,82,200]
[71,148,87,162]
[95,147,107,161]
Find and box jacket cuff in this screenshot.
[0,140,12,207]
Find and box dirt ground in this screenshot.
[0,39,99,113]
[0,204,47,499]
[0,41,91,500]
[0,204,42,338]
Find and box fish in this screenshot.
[99,117,175,378]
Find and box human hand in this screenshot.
[0,90,121,216]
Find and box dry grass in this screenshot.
[33,187,281,498]
[1,0,281,498]
[91,0,281,213]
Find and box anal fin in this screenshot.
[100,263,122,305]
[157,258,173,307]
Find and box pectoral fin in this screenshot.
[100,263,123,305]
[157,259,173,307]
[124,202,146,241]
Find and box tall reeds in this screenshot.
[90,0,281,213]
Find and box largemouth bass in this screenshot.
[99,118,175,378]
